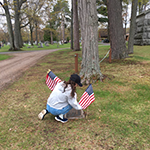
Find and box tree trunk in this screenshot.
[19,22,23,48]
[73,0,80,51]
[128,0,138,54]
[29,23,34,46]
[1,0,15,51]
[5,11,15,51]
[78,0,102,84]
[14,0,21,50]
[107,0,128,59]
[70,0,73,50]
[61,16,65,44]
[19,30,23,48]
[50,31,53,44]
[35,22,38,45]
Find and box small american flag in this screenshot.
[79,84,95,109]
[46,70,61,91]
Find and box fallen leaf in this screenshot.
[139,76,144,78]
[98,109,101,112]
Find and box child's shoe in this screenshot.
[55,116,68,123]
[38,109,48,120]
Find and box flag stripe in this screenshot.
[54,77,61,83]
[81,94,95,109]
[46,75,56,91]
[79,93,89,106]
[79,84,95,109]
[80,94,94,109]
[46,71,61,91]
[79,92,89,105]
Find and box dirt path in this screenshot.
[0,49,66,91]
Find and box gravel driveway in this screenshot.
[0,49,66,91]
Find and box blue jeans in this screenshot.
[46,104,72,116]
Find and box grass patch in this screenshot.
[0,54,12,61]
[0,46,150,149]
[0,43,71,52]
[133,55,150,61]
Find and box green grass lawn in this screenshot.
[0,43,106,61]
[0,54,12,61]
[0,43,71,52]
[0,45,150,149]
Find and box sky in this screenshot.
[68,0,71,10]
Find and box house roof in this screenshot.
[136,9,150,18]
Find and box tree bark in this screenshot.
[0,0,15,51]
[107,0,128,59]
[14,0,21,50]
[35,22,38,45]
[78,0,102,84]
[29,23,34,46]
[70,0,73,50]
[14,0,27,49]
[128,0,138,54]
[73,0,80,51]
[19,22,23,48]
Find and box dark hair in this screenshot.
[63,79,76,97]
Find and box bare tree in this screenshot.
[0,0,15,50]
[54,0,70,44]
[78,0,103,84]
[25,0,44,45]
[34,16,43,45]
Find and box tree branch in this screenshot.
[0,1,5,10]
[19,0,27,9]
[20,21,29,28]
[0,13,6,17]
